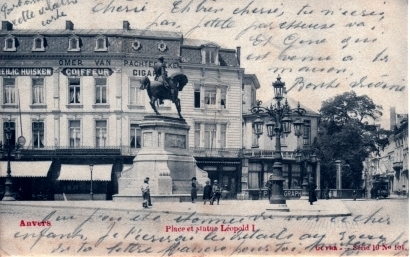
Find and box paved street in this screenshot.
[0,198,408,256]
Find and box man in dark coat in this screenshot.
[146,177,152,206]
[308,181,317,205]
[190,177,197,203]
[203,180,212,205]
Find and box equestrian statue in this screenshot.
[140,56,188,119]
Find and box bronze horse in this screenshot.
[140,72,188,118]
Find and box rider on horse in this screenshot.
[154,56,177,103]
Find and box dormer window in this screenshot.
[3,35,16,51]
[95,35,107,52]
[201,44,220,65]
[68,35,80,51]
[32,35,45,51]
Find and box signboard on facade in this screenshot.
[61,68,113,76]
[0,68,53,76]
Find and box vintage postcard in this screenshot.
[0,0,408,256]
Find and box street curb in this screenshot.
[0,201,352,218]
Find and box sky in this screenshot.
[1,0,407,128]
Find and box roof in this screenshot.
[182,38,229,49]
[0,29,182,39]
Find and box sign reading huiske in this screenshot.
[0,68,53,76]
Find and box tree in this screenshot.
[316,91,390,189]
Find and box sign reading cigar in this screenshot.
[61,68,113,76]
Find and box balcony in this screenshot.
[242,149,296,160]
[393,161,403,170]
[189,147,241,158]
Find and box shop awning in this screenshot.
[0,161,51,177]
[57,165,112,181]
[196,161,240,165]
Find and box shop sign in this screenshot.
[283,189,302,197]
[0,68,53,76]
[222,166,236,171]
[61,68,113,76]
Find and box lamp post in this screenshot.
[295,149,318,200]
[89,164,94,200]
[1,120,26,201]
[251,76,306,211]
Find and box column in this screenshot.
[241,158,249,200]
[335,160,342,190]
[316,161,321,189]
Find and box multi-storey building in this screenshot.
[0,20,246,200]
[363,109,409,198]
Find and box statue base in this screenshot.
[114,116,208,201]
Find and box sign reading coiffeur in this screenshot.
[61,68,113,76]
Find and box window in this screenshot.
[220,124,227,148]
[95,120,107,147]
[68,36,80,51]
[32,122,44,148]
[95,36,107,51]
[252,133,259,148]
[202,48,218,64]
[32,35,45,51]
[4,35,16,51]
[129,79,144,105]
[95,78,107,104]
[130,124,141,148]
[205,87,216,106]
[3,78,15,104]
[3,121,16,147]
[194,85,201,108]
[280,133,287,146]
[204,124,216,148]
[303,120,311,145]
[32,78,44,104]
[69,78,80,104]
[194,123,201,147]
[69,120,81,147]
[248,163,262,189]
[221,87,227,109]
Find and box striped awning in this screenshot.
[196,161,240,165]
[0,161,51,177]
[57,165,112,181]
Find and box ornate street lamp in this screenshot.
[251,76,306,211]
[1,119,26,201]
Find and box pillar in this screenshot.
[316,161,321,189]
[335,160,342,190]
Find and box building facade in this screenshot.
[0,20,247,200]
[363,109,409,198]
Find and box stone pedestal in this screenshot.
[114,116,208,201]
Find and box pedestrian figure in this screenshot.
[146,177,152,206]
[352,189,357,201]
[308,181,317,205]
[191,177,198,203]
[203,180,212,205]
[265,180,273,200]
[141,178,150,208]
[325,187,330,200]
[230,178,237,199]
[210,180,221,205]
[398,188,401,197]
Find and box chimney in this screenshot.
[66,20,74,30]
[236,46,241,66]
[390,107,396,131]
[123,21,130,30]
[1,21,13,31]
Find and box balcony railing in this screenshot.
[18,146,301,160]
[189,147,241,158]
[393,161,403,170]
[242,149,296,160]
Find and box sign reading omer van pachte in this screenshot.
[0,68,53,76]
[61,68,113,76]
